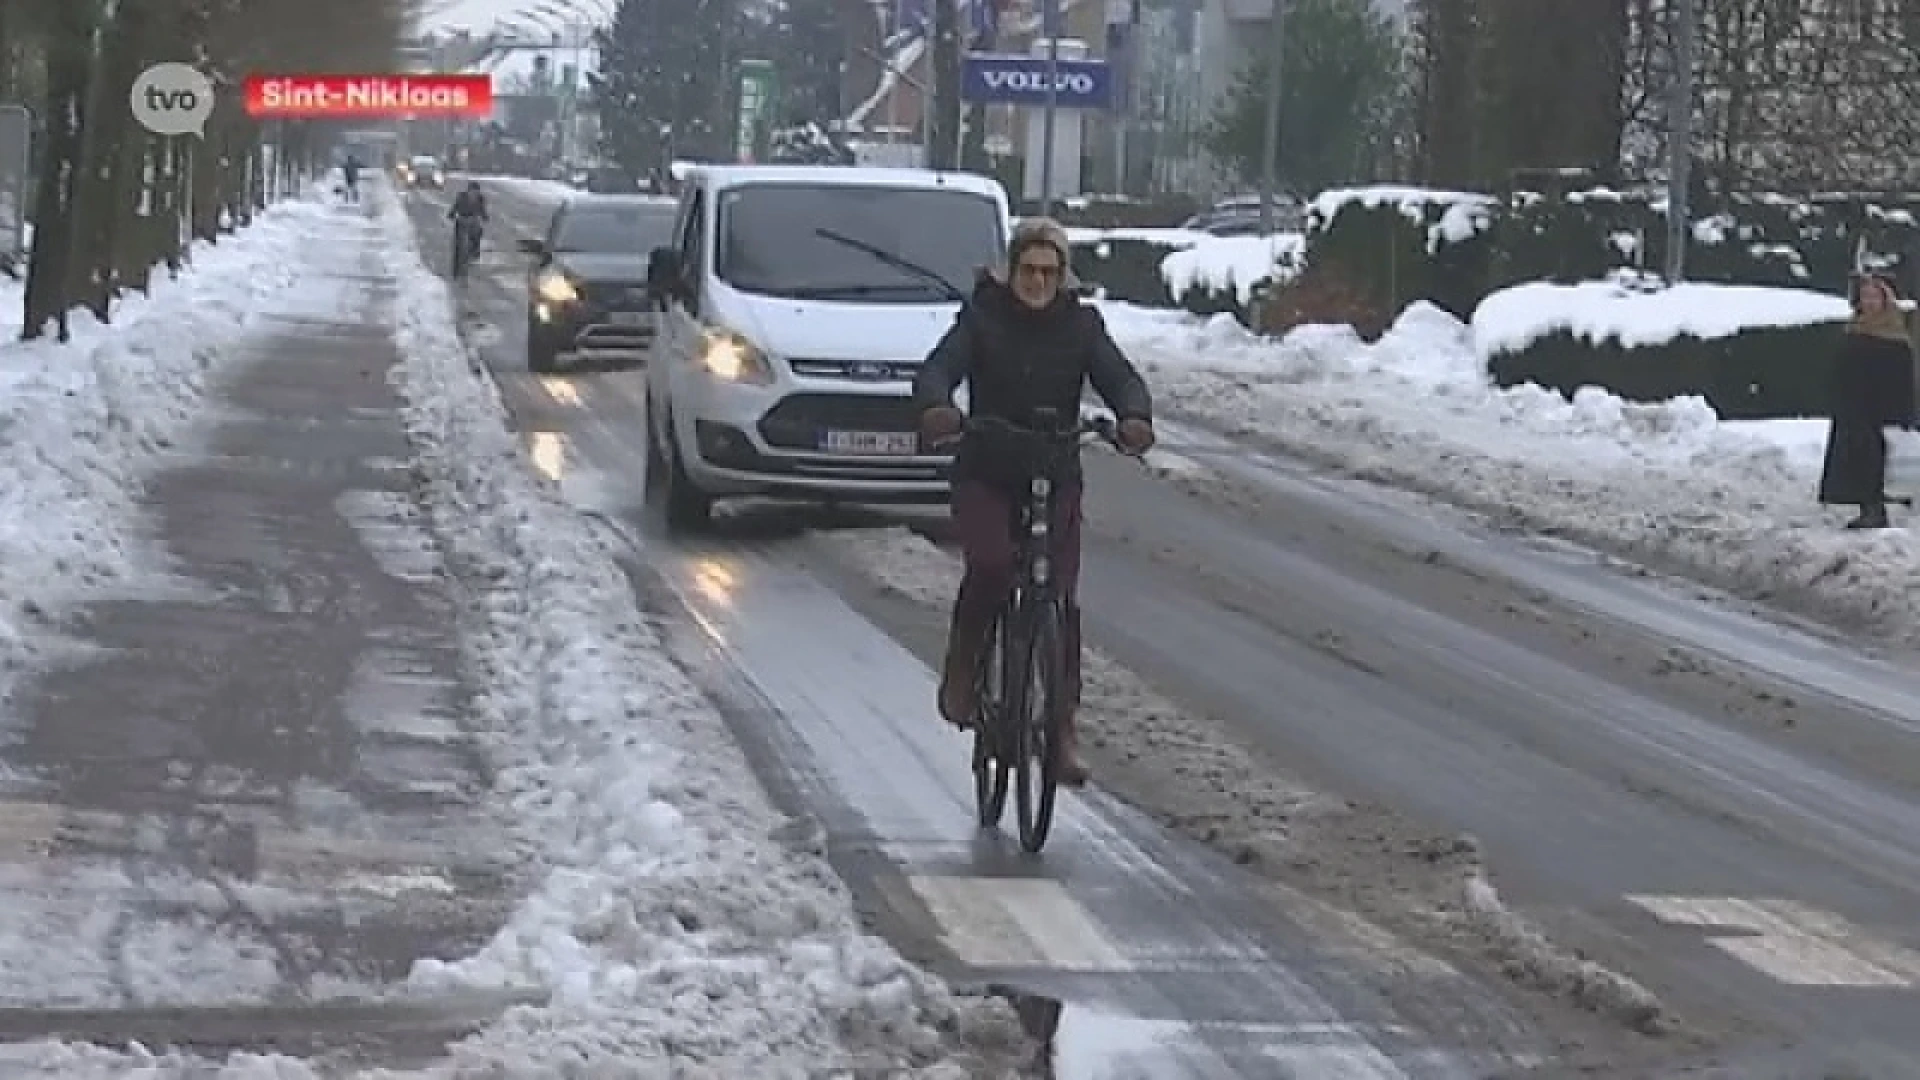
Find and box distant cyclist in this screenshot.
[914,217,1155,786]
[447,181,489,275]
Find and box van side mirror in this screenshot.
[647,246,682,300]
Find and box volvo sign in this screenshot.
[962,53,1112,109]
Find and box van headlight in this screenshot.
[535,269,578,305]
[700,329,774,385]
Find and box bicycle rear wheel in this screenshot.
[972,615,1010,827]
[1012,600,1065,853]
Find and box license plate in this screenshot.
[608,310,649,326]
[822,430,917,455]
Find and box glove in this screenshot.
[920,405,964,445]
[1116,417,1155,454]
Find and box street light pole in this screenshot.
[1039,0,1060,216]
[1664,0,1695,282]
[1257,0,1284,235]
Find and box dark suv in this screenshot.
[519,194,680,372]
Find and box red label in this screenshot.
[243,74,494,118]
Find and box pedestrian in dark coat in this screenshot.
[913,217,1155,786]
[1819,272,1916,529]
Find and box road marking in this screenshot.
[1627,895,1920,987]
[0,799,60,860]
[905,875,1132,971]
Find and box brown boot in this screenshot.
[937,634,982,729]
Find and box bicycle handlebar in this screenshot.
[933,410,1145,458]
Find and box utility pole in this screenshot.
[1257,0,1284,234]
[1039,0,1060,216]
[1664,0,1695,282]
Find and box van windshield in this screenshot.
[714,183,1003,302]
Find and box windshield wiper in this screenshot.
[779,282,953,299]
[812,228,964,302]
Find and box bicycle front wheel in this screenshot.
[973,613,1010,828]
[1011,599,1065,854]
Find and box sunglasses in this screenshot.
[1015,260,1063,281]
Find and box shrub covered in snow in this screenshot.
[1298,186,1500,323]
[1159,233,1304,319]
[1489,186,1920,295]
[1476,279,1856,419]
[1064,228,1200,308]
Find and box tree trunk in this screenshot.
[76,0,151,320]
[1413,0,1477,188]
[21,0,96,341]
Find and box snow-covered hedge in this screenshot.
[1476,275,1858,419]
[1062,227,1301,326]
[1292,186,1501,326]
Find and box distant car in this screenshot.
[405,155,444,189]
[1182,195,1304,234]
[520,193,680,373]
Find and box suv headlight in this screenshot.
[535,269,578,304]
[700,329,774,385]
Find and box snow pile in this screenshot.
[0,188,330,707]
[1108,299,1920,643]
[1473,279,1851,357]
[1158,232,1305,306]
[371,187,1026,1074]
[1309,185,1498,253]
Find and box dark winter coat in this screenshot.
[1817,329,1916,505]
[913,271,1153,492]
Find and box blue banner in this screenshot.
[961,52,1113,108]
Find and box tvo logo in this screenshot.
[980,68,1096,95]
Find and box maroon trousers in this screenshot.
[948,478,1084,714]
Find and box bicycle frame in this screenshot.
[963,409,1119,852]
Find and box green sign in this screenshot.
[735,59,777,163]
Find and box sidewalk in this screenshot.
[0,196,518,1066]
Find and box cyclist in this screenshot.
[447,181,489,273]
[914,217,1155,786]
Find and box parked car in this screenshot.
[402,154,445,189]
[1182,194,1304,234]
[520,193,679,373]
[642,164,1008,528]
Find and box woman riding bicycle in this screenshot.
[914,217,1155,786]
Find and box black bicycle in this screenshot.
[961,408,1129,853]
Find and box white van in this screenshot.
[642,165,1010,528]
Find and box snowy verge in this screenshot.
[824,526,1675,1038]
[1159,232,1304,307]
[1111,300,1920,647]
[0,186,333,712]
[370,186,1027,1075]
[1473,279,1851,356]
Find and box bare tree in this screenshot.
[17,0,419,339]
